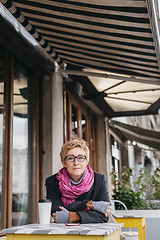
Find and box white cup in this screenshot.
[38,199,52,224]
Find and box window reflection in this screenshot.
[72,104,78,136]
[12,59,29,226]
[90,120,94,147]
[0,46,4,226]
[82,114,86,140]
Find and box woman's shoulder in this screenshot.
[94,171,106,182]
[46,173,58,184]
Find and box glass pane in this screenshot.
[0,45,4,226]
[82,114,86,140]
[12,59,29,226]
[91,150,94,169]
[72,104,78,135]
[90,120,94,146]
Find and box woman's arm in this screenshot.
[94,174,110,202]
[45,175,64,213]
[77,210,109,223]
[86,200,111,216]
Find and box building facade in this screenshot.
[1,0,160,231]
[0,5,110,229]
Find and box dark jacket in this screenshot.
[45,171,110,223]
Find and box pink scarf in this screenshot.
[56,165,94,206]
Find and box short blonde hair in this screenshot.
[60,138,90,165]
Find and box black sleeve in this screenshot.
[77,210,109,223]
[94,174,110,202]
[65,201,88,211]
[45,175,64,213]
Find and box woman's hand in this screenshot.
[88,201,112,217]
[59,206,65,210]
[52,206,69,223]
[105,205,111,217]
[52,212,57,222]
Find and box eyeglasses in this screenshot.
[65,155,86,162]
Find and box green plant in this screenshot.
[111,166,160,210]
[151,174,160,200]
[134,167,151,207]
[111,166,143,210]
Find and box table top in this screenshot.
[2,223,123,236]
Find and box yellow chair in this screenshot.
[111,200,146,240]
[115,215,146,240]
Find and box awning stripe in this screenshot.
[57,60,158,79]
[47,38,158,65]
[52,45,158,68]
[59,58,160,79]
[54,51,159,74]
[44,34,155,56]
[27,16,153,40]
[28,13,152,34]
[43,35,155,57]
[15,0,150,24]
[36,27,155,51]
[49,0,147,8]
[17,5,151,32]
[47,40,157,63]
[53,45,158,70]
[14,0,149,15]
[49,44,158,67]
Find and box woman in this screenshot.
[46,138,111,224]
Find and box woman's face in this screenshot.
[63,147,88,182]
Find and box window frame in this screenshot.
[0,47,40,229]
[65,91,98,171]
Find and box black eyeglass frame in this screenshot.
[65,155,86,162]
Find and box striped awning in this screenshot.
[1,0,160,116]
[109,120,160,150]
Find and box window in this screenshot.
[0,43,40,229]
[89,115,97,170]
[66,92,97,171]
[81,113,87,140]
[12,59,29,226]
[71,104,78,137]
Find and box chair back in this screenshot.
[111,200,128,215]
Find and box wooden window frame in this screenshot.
[2,50,14,228]
[0,48,40,229]
[65,91,98,171]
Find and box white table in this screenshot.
[2,222,123,240]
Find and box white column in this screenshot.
[42,67,64,198]
[127,142,135,187]
[51,68,64,174]
[42,74,52,197]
